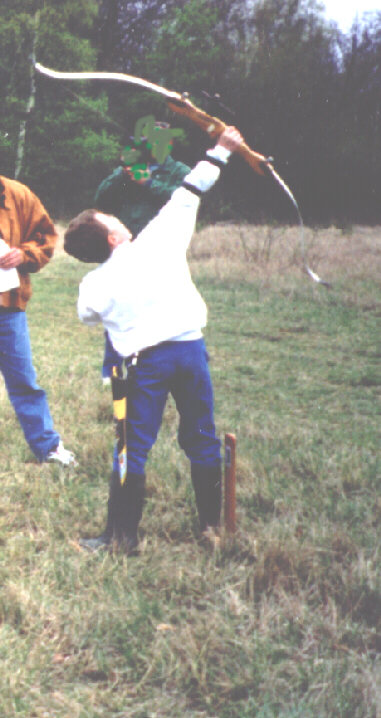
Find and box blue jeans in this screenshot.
[113,338,221,475]
[0,310,60,461]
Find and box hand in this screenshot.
[217,126,244,153]
[123,164,152,185]
[0,248,23,269]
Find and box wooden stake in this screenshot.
[224,433,236,533]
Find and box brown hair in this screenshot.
[64,209,111,263]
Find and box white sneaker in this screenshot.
[46,441,77,466]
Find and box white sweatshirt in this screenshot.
[77,145,231,357]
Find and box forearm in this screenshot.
[18,211,57,273]
[136,146,231,253]
[181,145,231,194]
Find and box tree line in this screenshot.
[0,0,380,225]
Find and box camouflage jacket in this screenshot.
[94,155,190,238]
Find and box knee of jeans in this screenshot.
[179,422,221,463]
[7,380,44,399]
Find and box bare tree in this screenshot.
[14,10,39,180]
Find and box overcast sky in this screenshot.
[321,0,381,31]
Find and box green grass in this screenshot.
[0,225,380,717]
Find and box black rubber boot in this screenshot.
[79,471,120,552]
[191,462,222,532]
[79,471,145,554]
[113,472,145,554]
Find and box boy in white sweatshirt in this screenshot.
[64,126,243,553]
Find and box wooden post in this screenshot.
[224,432,236,533]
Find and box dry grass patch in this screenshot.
[190,223,381,293]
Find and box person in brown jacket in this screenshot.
[0,175,75,465]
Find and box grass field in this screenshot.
[0,223,380,717]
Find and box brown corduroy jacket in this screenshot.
[0,176,57,310]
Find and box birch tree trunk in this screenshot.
[14,10,40,180]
